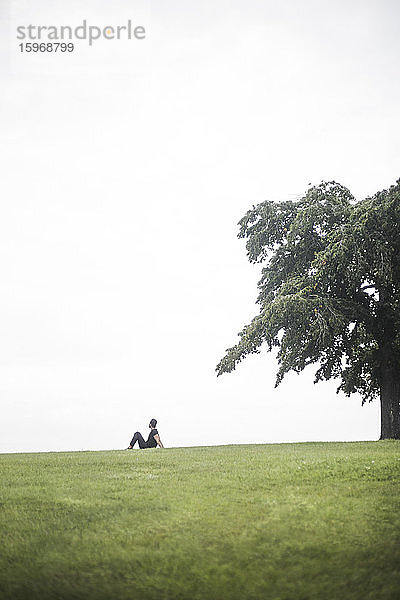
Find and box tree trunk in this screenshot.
[380,365,400,439]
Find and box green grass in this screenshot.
[0,441,399,600]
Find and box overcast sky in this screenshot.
[1,0,399,453]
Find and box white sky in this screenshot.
[1,0,399,453]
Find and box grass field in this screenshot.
[0,441,399,600]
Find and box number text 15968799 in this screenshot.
[19,42,74,52]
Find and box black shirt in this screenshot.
[146,428,158,448]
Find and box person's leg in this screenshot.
[129,432,147,449]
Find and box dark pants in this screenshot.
[130,431,148,449]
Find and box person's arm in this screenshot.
[154,434,164,448]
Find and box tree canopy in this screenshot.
[216,180,400,439]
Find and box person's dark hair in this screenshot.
[149,418,157,428]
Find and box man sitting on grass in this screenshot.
[127,418,164,449]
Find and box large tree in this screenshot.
[217,180,400,439]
